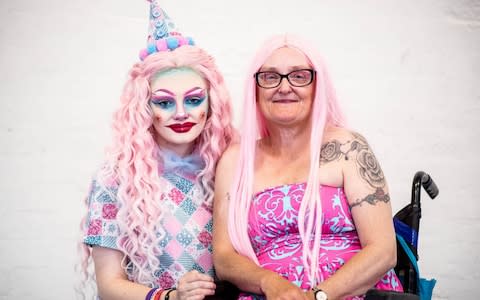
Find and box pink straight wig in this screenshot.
[78,45,233,297]
[227,34,346,285]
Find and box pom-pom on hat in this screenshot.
[139,0,195,60]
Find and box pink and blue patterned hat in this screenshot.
[139,0,195,60]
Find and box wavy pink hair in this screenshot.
[227,34,346,285]
[78,46,233,298]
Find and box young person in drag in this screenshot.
[79,1,234,299]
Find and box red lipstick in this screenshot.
[167,122,196,133]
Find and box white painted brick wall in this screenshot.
[0,0,478,299]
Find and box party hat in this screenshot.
[139,0,195,60]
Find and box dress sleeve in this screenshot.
[83,177,120,250]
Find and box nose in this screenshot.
[277,77,292,94]
[173,105,189,121]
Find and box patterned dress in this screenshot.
[83,166,214,289]
[240,183,403,300]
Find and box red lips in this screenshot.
[167,122,196,133]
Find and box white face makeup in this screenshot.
[150,68,209,156]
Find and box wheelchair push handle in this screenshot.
[411,171,438,208]
[420,172,439,199]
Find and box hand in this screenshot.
[174,270,216,300]
[260,274,309,300]
[304,290,315,300]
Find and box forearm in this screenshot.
[96,277,152,300]
[214,250,281,295]
[315,244,396,300]
[92,246,156,300]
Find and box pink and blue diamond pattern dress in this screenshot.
[83,169,214,289]
[240,183,403,300]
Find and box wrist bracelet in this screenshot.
[152,288,163,300]
[165,288,176,300]
[145,288,158,300]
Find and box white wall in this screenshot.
[0,0,478,299]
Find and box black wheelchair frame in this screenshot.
[393,171,438,295]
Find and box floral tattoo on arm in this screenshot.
[350,188,391,208]
[320,133,390,208]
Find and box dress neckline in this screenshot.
[253,182,343,199]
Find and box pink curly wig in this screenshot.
[78,45,233,298]
[227,34,346,285]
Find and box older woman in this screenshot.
[212,34,403,300]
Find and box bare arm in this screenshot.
[212,146,308,300]
[311,132,397,300]
[92,246,151,300]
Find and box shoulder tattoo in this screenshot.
[320,132,386,189]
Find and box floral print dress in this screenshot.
[239,183,403,300]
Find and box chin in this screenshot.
[155,126,205,150]
[272,116,306,125]
[172,132,203,146]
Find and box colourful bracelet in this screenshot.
[152,289,164,300]
[145,288,157,300]
[164,288,176,300]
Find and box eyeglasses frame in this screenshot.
[254,69,316,89]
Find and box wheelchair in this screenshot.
[395,171,438,298]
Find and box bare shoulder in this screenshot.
[323,126,368,143]
[216,142,241,171]
[320,126,370,164]
[325,127,391,209]
[214,143,240,195]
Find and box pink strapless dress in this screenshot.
[239,183,403,300]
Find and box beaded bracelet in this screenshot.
[164,288,176,300]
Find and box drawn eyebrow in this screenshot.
[152,89,175,96]
[184,87,205,97]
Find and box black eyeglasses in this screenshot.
[254,69,315,89]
